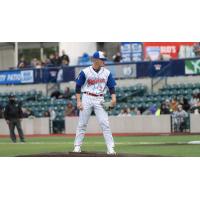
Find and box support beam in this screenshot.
[14,42,18,67]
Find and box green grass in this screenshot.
[1,135,200,156]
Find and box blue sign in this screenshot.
[136,59,186,78]
[121,42,143,62]
[0,70,34,84]
[131,42,143,61]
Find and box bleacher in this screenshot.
[0,82,200,118]
[106,84,148,115]
[108,83,200,115]
[0,90,76,121]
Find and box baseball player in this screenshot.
[73,51,117,154]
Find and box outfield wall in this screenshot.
[190,114,200,134]
[0,84,47,94]
[0,118,50,135]
[1,115,200,136]
[65,115,171,134]
[0,115,171,135]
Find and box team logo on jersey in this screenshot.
[87,78,106,85]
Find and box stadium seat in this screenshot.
[0,81,197,119]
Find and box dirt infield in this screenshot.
[18,151,162,157]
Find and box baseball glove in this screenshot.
[101,101,114,111]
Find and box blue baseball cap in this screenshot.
[92,51,107,61]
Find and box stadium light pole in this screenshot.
[14,42,18,67]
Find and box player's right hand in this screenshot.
[111,99,116,107]
[77,101,83,111]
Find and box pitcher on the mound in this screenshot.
[73,51,117,155]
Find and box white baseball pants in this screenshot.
[74,93,115,149]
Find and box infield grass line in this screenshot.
[0,141,200,145]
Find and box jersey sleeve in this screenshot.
[76,71,86,86]
[106,73,116,89]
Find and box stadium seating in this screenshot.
[108,83,200,115]
[0,82,200,118]
[0,90,76,120]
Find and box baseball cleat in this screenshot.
[73,146,81,153]
[107,147,116,155]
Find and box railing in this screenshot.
[0,57,200,85]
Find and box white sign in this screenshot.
[21,70,34,83]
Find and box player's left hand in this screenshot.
[102,101,112,111]
[110,94,116,108]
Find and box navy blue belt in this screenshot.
[84,92,103,97]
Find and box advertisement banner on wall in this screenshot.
[185,59,200,74]
[121,53,132,62]
[121,42,143,62]
[131,42,143,61]
[121,42,132,62]
[21,70,34,83]
[121,42,132,53]
[0,70,34,84]
[43,67,75,83]
[111,64,136,78]
[143,42,196,61]
[75,64,136,79]
[136,59,185,78]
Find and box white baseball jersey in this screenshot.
[74,65,116,150]
[76,66,116,95]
